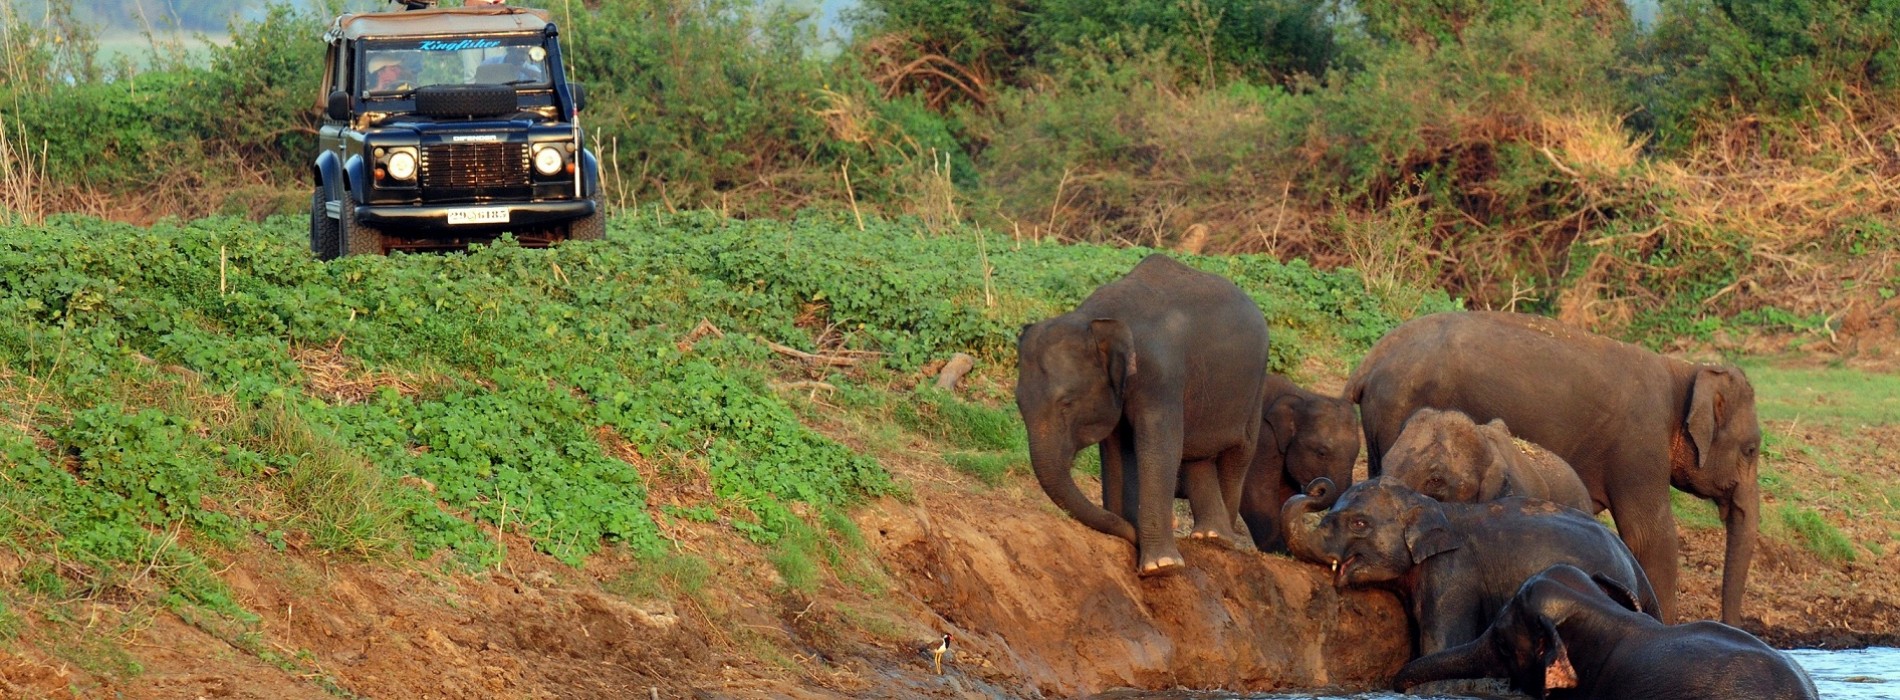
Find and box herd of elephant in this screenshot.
[1013,255,1818,699]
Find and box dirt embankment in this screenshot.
[0,466,1411,699]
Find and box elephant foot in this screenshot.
[1138,555,1185,577]
[1187,529,1240,549]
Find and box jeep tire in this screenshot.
[310,188,341,261]
[339,195,386,257]
[565,195,605,241]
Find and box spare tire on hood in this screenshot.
[415,85,517,118]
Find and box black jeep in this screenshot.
[310,2,602,259]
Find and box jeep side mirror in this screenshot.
[326,90,351,121]
[568,82,586,114]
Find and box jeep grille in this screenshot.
[422,143,529,189]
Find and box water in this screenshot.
[1786,647,1898,699]
[1150,647,1900,699]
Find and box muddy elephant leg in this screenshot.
[1182,458,1240,544]
[1133,409,1188,575]
[1100,427,1139,525]
[1611,483,1680,624]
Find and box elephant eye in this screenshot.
[1349,517,1370,534]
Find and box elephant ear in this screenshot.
[1534,616,1577,691]
[1521,583,1585,692]
[1090,319,1138,395]
[1686,367,1736,471]
[1267,394,1301,454]
[1402,499,1458,564]
[1474,422,1514,500]
[1589,572,1648,616]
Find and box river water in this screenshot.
[1123,647,1900,699]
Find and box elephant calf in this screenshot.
[1281,477,1658,656]
[1237,374,1361,553]
[1394,564,1818,700]
[1383,408,1592,512]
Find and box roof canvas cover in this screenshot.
[335,6,551,40]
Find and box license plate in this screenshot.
[447,207,509,225]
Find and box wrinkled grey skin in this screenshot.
[1347,311,1762,625]
[1281,477,1658,656]
[1383,408,1592,512]
[1238,374,1360,553]
[1395,564,1818,700]
[1016,254,1270,576]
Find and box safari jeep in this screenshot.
[310,2,602,259]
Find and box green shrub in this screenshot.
[1639,1,1900,144]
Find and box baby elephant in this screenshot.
[1394,563,1818,699]
[1281,477,1657,655]
[1383,408,1592,512]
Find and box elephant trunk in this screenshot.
[1392,636,1501,692]
[1280,477,1339,565]
[1030,432,1136,542]
[1719,476,1759,626]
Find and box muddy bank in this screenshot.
[861,497,1410,697]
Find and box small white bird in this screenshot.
[929,633,952,674]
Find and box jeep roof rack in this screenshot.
[332,5,551,41]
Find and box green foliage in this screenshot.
[0,208,1421,627]
[1778,504,1858,563]
[855,0,1338,85]
[1642,0,1900,142]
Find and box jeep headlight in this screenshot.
[533,145,566,176]
[386,150,417,181]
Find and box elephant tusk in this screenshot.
[1330,560,1339,573]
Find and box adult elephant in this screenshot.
[1346,311,1761,625]
[1281,477,1658,656]
[1016,254,1270,576]
[1236,374,1360,553]
[1394,564,1818,699]
[1382,408,1592,511]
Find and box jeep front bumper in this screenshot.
[354,199,595,232]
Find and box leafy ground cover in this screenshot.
[0,211,1442,674]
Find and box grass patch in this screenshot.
[1671,490,1724,531]
[606,551,712,601]
[945,451,1022,486]
[1777,504,1858,563]
[893,388,1026,452]
[1741,362,1900,427]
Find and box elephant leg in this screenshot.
[1611,486,1681,624]
[1133,408,1188,576]
[1182,458,1239,545]
[1240,472,1294,553]
[1100,427,1139,526]
[1215,442,1252,539]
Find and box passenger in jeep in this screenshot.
[368,55,411,91]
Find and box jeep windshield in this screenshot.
[360,36,550,97]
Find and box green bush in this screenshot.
[1641,0,1900,144]
[854,0,1337,86]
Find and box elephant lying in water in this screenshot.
[1281,477,1658,655]
[1394,564,1818,699]
[1346,311,1763,624]
[1016,254,1271,575]
[1382,408,1591,511]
